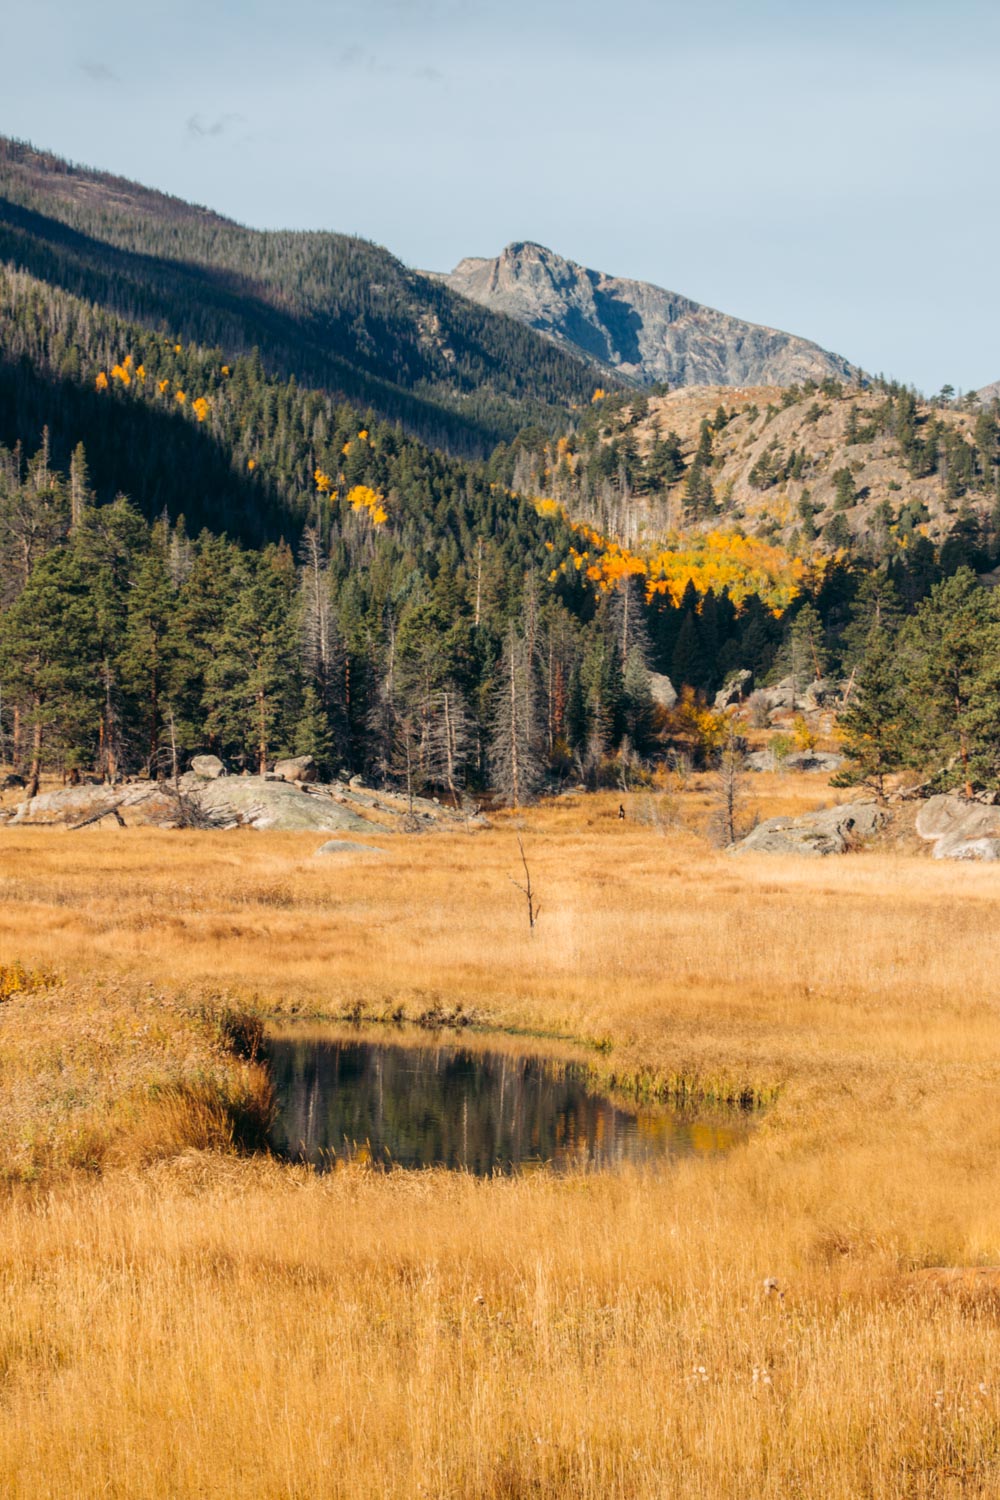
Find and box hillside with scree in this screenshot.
[511,380,1000,561]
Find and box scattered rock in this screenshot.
[348,774,366,790]
[745,749,845,774]
[190,755,226,779]
[730,800,887,857]
[801,677,838,711]
[272,755,317,784]
[714,669,752,710]
[758,676,797,711]
[314,840,384,856]
[648,672,677,710]
[915,794,1000,860]
[755,675,843,713]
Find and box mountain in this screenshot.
[977,380,1000,406]
[0,140,610,454]
[440,242,860,391]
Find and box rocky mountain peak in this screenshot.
[442,242,859,391]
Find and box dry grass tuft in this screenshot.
[0,976,274,1181]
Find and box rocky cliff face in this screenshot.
[976,380,1000,405]
[440,242,859,390]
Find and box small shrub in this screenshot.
[0,963,56,1001]
[792,715,817,752]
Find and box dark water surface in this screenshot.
[267,1034,752,1175]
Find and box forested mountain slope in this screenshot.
[440,242,860,390]
[0,140,609,454]
[504,380,1000,567]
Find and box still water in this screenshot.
[267,1033,752,1175]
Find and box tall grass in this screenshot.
[0,778,998,1495]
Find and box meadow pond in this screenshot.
[267,1030,754,1174]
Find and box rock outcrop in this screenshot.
[272,755,317,784]
[192,777,374,833]
[648,672,678,710]
[730,801,886,857]
[915,794,1000,860]
[752,676,840,715]
[1,771,485,836]
[3,783,189,829]
[190,755,226,779]
[714,669,752,710]
[441,242,859,390]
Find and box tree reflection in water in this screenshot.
[268,1037,752,1175]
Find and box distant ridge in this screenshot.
[0,139,609,453]
[440,241,861,391]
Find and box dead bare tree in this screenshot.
[710,725,754,848]
[424,685,472,801]
[509,832,541,934]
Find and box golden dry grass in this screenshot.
[1,775,1000,1496]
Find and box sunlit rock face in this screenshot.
[443,242,859,390]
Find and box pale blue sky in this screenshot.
[3,0,999,394]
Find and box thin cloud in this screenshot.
[337,46,443,80]
[339,44,379,69]
[186,113,245,140]
[80,60,119,83]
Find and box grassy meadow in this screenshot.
[2,773,1000,1496]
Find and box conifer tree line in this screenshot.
[3,427,999,802]
[0,435,658,799]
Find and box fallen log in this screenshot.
[69,802,127,830]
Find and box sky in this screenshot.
[2,0,999,394]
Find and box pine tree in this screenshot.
[488,628,543,807]
[684,460,715,518]
[899,568,995,794]
[834,624,908,800]
[622,646,656,752]
[773,602,828,703]
[832,468,856,510]
[671,610,706,691]
[204,547,298,771]
[118,529,180,774]
[0,438,70,597]
[424,685,473,798]
[292,685,337,777]
[840,572,902,672]
[0,547,101,794]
